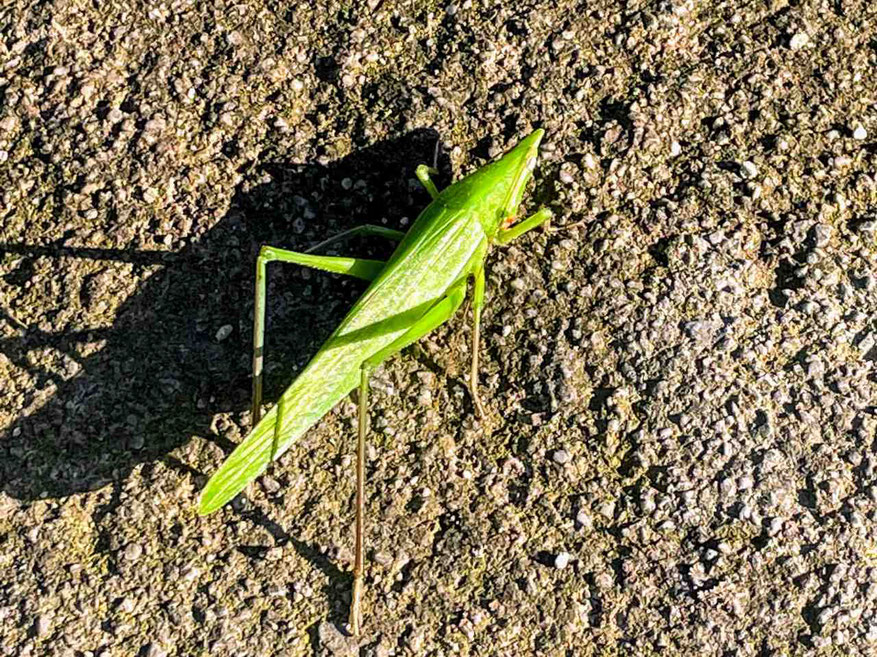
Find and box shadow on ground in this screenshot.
[1,129,450,515]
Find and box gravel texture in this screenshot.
[2,1,877,655]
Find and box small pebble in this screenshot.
[813,224,832,247]
[552,449,571,464]
[554,552,571,569]
[143,117,165,133]
[789,32,809,50]
[123,543,143,561]
[215,325,233,341]
[853,124,868,141]
[144,643,167,657]
[595,572,614,589]
[34,614,51,637]
[261,476,281,494]
[768,517,784,535]
[740,161,759,179]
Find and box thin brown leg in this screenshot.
[251,256,267,425]
[349,367,369,635]
[470,267,486,418]
[346,285,468,634]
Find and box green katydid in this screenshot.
[198,129,553,634]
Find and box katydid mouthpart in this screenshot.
[198,129,553,635]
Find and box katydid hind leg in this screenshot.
[348,283,467,635]
[350,366,368,636]
[469,266,486,418]
[251,245,387,425]
[252,255,268,425]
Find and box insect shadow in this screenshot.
[0,128,451,520]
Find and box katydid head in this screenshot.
[452,128,544,239]
[497,128,544,225]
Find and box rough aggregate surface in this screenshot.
[2,0,877,655]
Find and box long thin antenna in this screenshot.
[432,137,441,171]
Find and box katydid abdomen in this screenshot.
[198,204,487,514]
